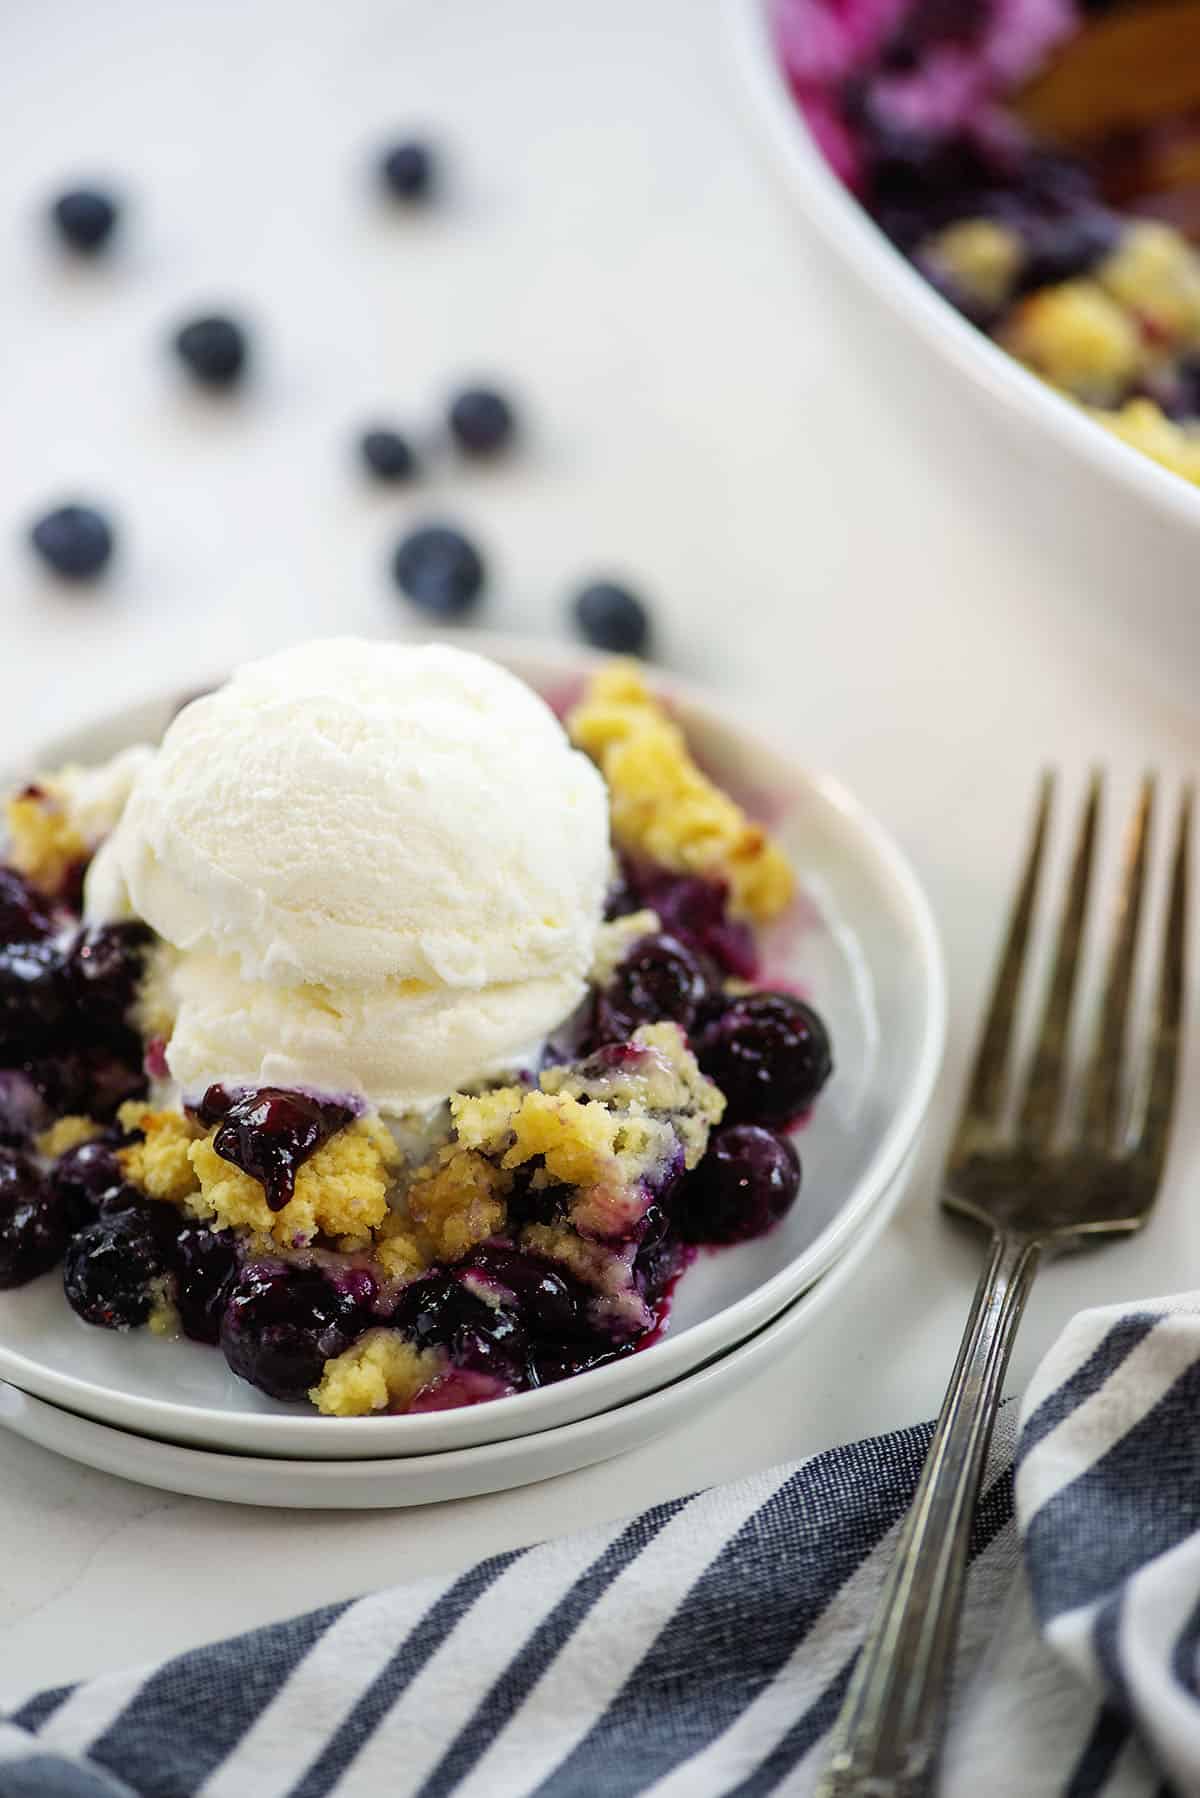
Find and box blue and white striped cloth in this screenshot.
[3,1291,1199,1797]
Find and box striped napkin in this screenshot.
[3,1292,1198,1798]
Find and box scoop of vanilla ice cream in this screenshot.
[88,639,610,1113]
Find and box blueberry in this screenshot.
[29,504,115,581]
[379,140,436,202]
[1017,210,1119,293]
[63,1211,165,1327]
[0,1148,65,1288]
[698,992,833,1127]
[592,933,713,1044]
[632,1202,685,1305]
[573,582,650,656]
[50,187,118,254]
[0,1071,51,1147]
[391,523,484,617]
[170,1226,239,1344]
[173,314,248,388]
[51,1138,125,1229]
[221,1261,362,1402]
[0,868,56,942]
[359,426,419,482]
[0,937,67,1047]
[677,1125,801,1244]
[447,387,516,457]
[392,1272,527,1382]
[630,866,758,980]
[462,1244,587,1339]
[65,923,151,1019]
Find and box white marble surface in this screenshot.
[2,0,1200,1702]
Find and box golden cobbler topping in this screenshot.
[567,663,794,922]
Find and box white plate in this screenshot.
[0,638,945,1457]
[0,1147,907,1508]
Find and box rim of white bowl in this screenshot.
[725,0,1200,532]
[0,636,946,1454]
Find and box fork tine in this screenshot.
[1080,776,1155,1149]
[1128,784,1191,1174]
[1018,772,1102,1147]
[953,772,1054,1149]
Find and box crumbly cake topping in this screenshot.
[189,1114,399,1248]
[588,909,661,986]
[35,1115,103,1158]
[312,1329,444,1417]
[567,663,794,923]
[4,788,88,897]
[405,1148,510,1261]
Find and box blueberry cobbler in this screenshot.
[773,0,1200,484]
[0,641,832,1416]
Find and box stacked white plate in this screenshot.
[0,642,946,1507]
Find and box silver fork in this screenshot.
[816,772,1191,1798]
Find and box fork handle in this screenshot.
[816,1229,1042,1798]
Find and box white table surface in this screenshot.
[2,0,1200,1703]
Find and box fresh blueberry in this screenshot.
[573,582,650,656]
[359,426,419,482]
[677,1124,801,1244]
[0,1148,66,1287]
[170,1226,239,1344]
[173,314,248,388]
[63,1211,165,1327]
[51,1138,125,1229]
[391,522,484,617]
[379,140,436,202]
[592,933,713,1044]
[698,992,833,1127]
[221,1261,361,1401]
[0,867,56,942]
[50,187,118,254]
[29,504,115,581]
[447,387,516,457]
[203,1086,355,1212]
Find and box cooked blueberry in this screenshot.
[0,1148,65,1287]
[392,1272,526,1382]
[170,1226,239,1344]
[173,313,248,388]
[0,868,56,942]
[51,1138,124,1228]
[51,1041,147,1122]
[632,1203,685,1305]
[29,504,115,581]
[0,938,67,1046]
[573,582,650,656]
[63,1211,165,1327]
[463,1244,586,1338]
[359,427,419,482]
[221,1261,361,1401]
[0,1070,50,1146]
[205,1086,355,1211]
[678,1125,801,1244]
[447,387,516,457]
[65,922,150,1017]
[632,867,758,979]
[379,139,436,202]
[698,992,833,1127]
[1017,210,1119,293]
[50,187,118,254]
[592,933,713,1043]
[391,523,484,617]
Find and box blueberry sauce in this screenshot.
[198,1086,356,1211]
